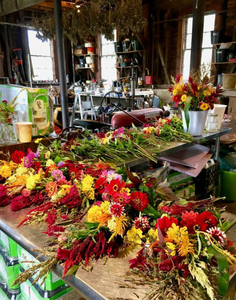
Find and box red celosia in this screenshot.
[45,208,57,226]
[0,186,12,206]
[43,225,65,237]
[129,248,150,270]
[94,177,108,194]
[58,185,82,209]
[156,216,178,236]
[11,150,25,164]
[62,230,120,277]
[57,247,71,261]
[130,191,149,211]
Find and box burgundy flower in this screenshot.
[57,247,71,261]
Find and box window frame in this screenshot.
[27,30,55,81]
[100,31,117,82]
[182,13,216,80]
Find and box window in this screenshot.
[182,14,216,80]
[101,31,117,82]
[27,30,54,81]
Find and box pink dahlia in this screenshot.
[109,202,124,217]
[134,216,149,232]
[206,226,226,247]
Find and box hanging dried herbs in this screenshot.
[29,0,147,44]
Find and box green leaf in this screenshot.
[84,222,99,230]
[197,233,202,256]
[65,265,79,276]
[143,204,160,219]
[184,96,192,131]
[207,246,229,297]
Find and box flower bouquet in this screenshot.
[168,71,223,135]
[129,201,236,300]
[0,100,17,145]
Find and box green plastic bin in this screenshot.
[20,280,73,300]
[0,230,18,257]
[219,170,236,202]
[0,249,20,290]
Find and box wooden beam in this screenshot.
[0,0,44,16]
[32,1,74,9]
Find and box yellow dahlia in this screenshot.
[0,165,12,178]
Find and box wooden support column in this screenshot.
[190,0,206,72]
[54,0,69,129]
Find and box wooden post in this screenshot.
[190,0,206,72]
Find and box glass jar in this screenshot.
[206,113,219,132]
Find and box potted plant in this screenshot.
[168,72,223,136]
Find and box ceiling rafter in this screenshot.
[0,0,75,17]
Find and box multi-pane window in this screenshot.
[101,31,117,82]
[182,14,216,80]
[27,30,54,81]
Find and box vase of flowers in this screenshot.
[0,100,18,145]
[169,72,223,136]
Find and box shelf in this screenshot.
[213,41,236,46]
[212,62,236,65]
[115,50,143,57]
[116,65,143,71]
[74,53,96,56]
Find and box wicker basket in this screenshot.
[222,73,236,89]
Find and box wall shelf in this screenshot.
[115,50,143,57]
[212,41,236,47]
[116,65,143,71]
[212,62,236,65]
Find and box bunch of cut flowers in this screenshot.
[168,70,223,130]
[129,199,236,300]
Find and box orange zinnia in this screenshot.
[46,181,58,197]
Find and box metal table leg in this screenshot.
[215,136,220,161]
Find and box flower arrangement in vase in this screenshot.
[168,71,223,136]
[0,99,18,145]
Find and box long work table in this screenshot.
[0,128,233,300]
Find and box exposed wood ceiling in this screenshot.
[0,0,75,16]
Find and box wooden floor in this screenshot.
[216,200,236,247]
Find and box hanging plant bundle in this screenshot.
[29,0,147,43]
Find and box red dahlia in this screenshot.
[94,177,108,194]
[11,150,25,164]
[196,211,217,232]
[130,191,149,211]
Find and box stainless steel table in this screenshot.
[0,128,233,300]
